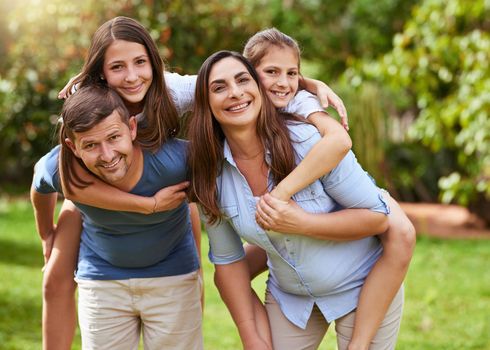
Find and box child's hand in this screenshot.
[316,84,349,130]
[255,193,305,233]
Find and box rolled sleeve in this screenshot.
[199,205,245,265]
[284,90,324,119]
[33,146,61,194]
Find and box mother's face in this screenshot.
[207,57,262,132]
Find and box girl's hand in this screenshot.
[58,73,82,99]
[152,181,190,212]
[255,193,306,233]
[316,83,349,130]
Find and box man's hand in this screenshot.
[41,226,56,269]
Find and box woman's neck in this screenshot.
[223,127,263,160]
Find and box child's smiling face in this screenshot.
[255,45,300,108]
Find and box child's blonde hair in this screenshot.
[243,28,301,68]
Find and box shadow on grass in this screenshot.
[0,238,42,268]
[0,294,42,348]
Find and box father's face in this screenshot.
[66,110,137,186]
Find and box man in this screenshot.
[31,85,202,350]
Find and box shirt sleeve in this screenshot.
[198,205,245,265]
[288,123,389,214]
[321,151,389,214]
[164,72,197,116]
[32,146,62,194]
[284,90,324,119]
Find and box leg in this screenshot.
[244,243,268,279]
[140,271,203,350]
[336,287,404,350]
[42,200,81,350]
[76,279,140,350]
[348,194,415,350]
[265,290,328,350]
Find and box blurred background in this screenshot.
[0,0,488,223]
[0,0,489,349]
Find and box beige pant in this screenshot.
[265,287,404,350]
[76,271,203,350]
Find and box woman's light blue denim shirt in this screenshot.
[204,122,389,329]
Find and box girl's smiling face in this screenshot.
[103,40,153,114]
[255,45,299,108]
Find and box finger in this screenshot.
[320,95,330,109]
[255,212,270,230]
[263,193,288,206]
[256,197,277,220]
[169,181,190,192]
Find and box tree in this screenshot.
[345,0,490,221]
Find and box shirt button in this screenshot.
[311,190,316,196]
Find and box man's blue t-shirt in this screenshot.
[33,139,199,280]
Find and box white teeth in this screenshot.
[273,91,288,97]
[101,157,120,169]
[228,102,249,111]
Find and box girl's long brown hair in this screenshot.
[187,51,302,224]
[69,16,178,151]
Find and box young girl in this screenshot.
[187,50,412,350]
[41,17,350,349]
[241,28,416,350]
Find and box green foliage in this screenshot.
[0,0,418,187]
[345,0,490,211]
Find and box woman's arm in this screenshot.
[272,113,351,201]
[215,260,272,350]
[256,193,388,240]
[61,159,188,213]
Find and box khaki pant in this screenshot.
[265,287,404,350]
[76,271,203,350]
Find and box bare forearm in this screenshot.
[299,209,388,241]
[30,186,57,240]
[274,114,351,200]
[215,262,266,348]
[189,203,202,259]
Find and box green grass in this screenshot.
[1,198,489,349]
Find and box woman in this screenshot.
[187,50,405,350]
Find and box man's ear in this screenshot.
[129,116,138,141]
[64,138,81,158]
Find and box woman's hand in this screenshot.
[255,193,306,233]
[152,181,190,212]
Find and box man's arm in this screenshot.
[30,185,58,263]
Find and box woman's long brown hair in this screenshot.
[187,51,302,224]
